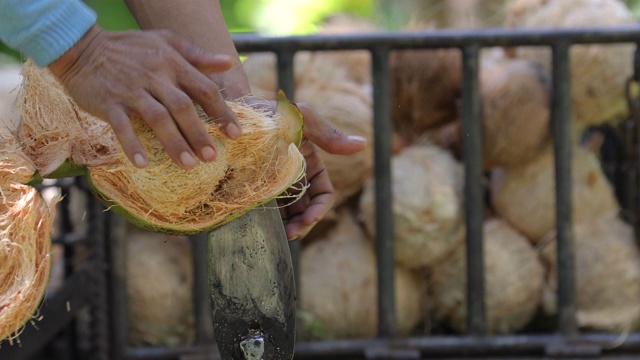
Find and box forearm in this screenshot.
[124,0,250,99]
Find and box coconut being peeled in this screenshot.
[539,217,640,332]
[429,218,545,334]
[18,62,306,235]
[300,211,424,339]
[505,0,636,130]
[294,80,373,207]
[126,227,195,346]
[0,135,59,342]
[359,143,465,269]
[490,144,619,243]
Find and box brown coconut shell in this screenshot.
[539,217,640,332]
[505,0,636,130]
[0,136,59,342]
[300,211,424,339]
[429,218,545,334]
[359,143,465,269]
[127,227,195,346]
[490,143,620,243]
[294,80,373,207]
[18,62,306,235]
[479,48,551,168]
[390,45,462,144]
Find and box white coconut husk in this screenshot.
[429,218,545,334]
[390,43,462,144]
[539,217,640,332]
[505,0,636,130]
[295,80,373,206]
[490,144,620,243]
[127,227,194,347]
[18,61,306,235]
[479,48,551,168]
[300,211,424,340]
[0,135,59,342]
[0,65,22,136]
[359,143,465,269]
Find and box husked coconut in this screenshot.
[505,0,636,130]
[127,228,195,346]
[359,144,465,269]
[295,81,373,206]
[479,48,551,168]
[391,45,462,144]
[0,65,22,136]
[491,144,619,243]
[300,212,424,339]
[540,217,640,332]
[429,219,545,333]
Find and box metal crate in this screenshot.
[3,25,640,360]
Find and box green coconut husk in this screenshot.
[0,134,59,343]
[18,61,306,235]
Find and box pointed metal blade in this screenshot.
[208,201,296,360]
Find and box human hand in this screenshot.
[278,103,367,240]
[48,25,242,170]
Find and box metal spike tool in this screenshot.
[208,201,296,360]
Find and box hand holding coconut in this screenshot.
[48,24,242,170]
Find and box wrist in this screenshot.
[48,24,103,80]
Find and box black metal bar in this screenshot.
[371,45,396,338]
[461,44,486,336]
[191,233,215,344]
[233,26,640,52]
[88,193,110,360]
[109,214,131,360]
[551,42,577,337]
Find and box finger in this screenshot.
[150,81,217,162]
[105,105,148,168]
[133,93,198,169]
[297,102,368,155]
[163,31,234,73]
[178,71,242,139]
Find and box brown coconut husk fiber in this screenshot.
[0,135,59,342]
[294,80,373,207]
[490,144,619,243]
[19,62,306,235]
[429,218,545,334]
[300,211,424,339]
[359,143,465,269]
[505,0,636,130]
[127,227,194,347]
[539,217,640,332]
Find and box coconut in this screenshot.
[390,43,462,144]
[490,144,620,243]
[359,143,465,269]
[479,48,551,168]
[505,0,636,130]
[294,80,373,206]
[0,135,59,342]
[429,218,545,334]
[18,62,306,235]
[126,227,195,346]
[540,217,640,332]
[300,211,424,339]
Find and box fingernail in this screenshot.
[200,145,216,162]
[348,135,367,143]
[226,123,241,139]
[180,151,197,168]
[133,153,148,168]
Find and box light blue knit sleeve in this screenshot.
[0,0,97,67]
